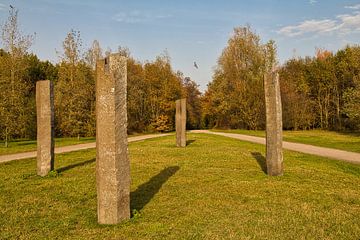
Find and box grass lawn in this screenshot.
[0,132,152,156]
[0,133,359,239]
[0,137,96,156]
[212,129,360,153]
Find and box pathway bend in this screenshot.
[191,130,360,165]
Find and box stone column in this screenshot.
[264,70,283,176]
[176,98,186,147]
[96,54,130,224]
[36,80,54,177]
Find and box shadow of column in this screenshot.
[251,152,267,174]
[131,166,180,212]
[57,158,95,173]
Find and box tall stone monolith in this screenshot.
[36,80,54,177]
[176,98,186,147]
[96,54,130,224]
[264,70,283,176]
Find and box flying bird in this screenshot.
[193,61,198,69]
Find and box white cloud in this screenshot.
[278,11,360,37]
[336,12,360,33]
[278,19,338,37]
[345,4,360,10]
[113,10,147,23]
[113,10,172,24]
[309,0,318,5]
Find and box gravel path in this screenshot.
[0,133,171,164]
[191,130,360,165]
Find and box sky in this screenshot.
[0,0,360,92]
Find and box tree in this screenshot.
[279,45,360,131]
[204,26,271,130]
[145,53,183,131]
[279,58,315,130]
[343,76,360,129]
[55,30,95,138]
[182,76,202,129]
[85,40,102,70]
[127,56,149,132]
[0,6,34,146]
[334,46,360,130]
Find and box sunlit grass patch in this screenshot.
[0,134,359,239]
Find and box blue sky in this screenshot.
[0,0,360,91]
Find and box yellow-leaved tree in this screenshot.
[0,6,34,146]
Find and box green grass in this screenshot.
[0,133,359,239]
[212,129,360,153]
[0,137,96,156]
[0,132,154,156]
[2,129,359,157]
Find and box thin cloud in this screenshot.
[155,14,173,19]
[113,10,147,23]
[309,0,318,5]
[345,4,360,10]
[336,12,360,34]
[278,11,360,37]
[278,19,338,37]
[113,10,172,24]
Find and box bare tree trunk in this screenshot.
[335,92,341,130]
[318,98,323,129]
[5,127,8,148]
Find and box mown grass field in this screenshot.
[2,130,359,157]
[0,133,359,239]
[0,133,151,156]
[213,129,360,153]
[0,137,96,156]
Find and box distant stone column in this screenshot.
[176,98,186,147]
[36,80,54,176]
[264,70,283,176]
[96,54,130,224]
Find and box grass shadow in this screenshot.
[251,152,267,174]
[131,166,180,213]
[186,140,196,146]
[336,130,360,138]
[16,142,36,146]
[57,158,95,173]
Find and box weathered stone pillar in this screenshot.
[176,98,186,147]
[264,70,283,176]
[96,54,130,224]
[36,80,54,176]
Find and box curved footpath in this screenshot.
[191,130,360,165]
[0,133,171,164]
[1,131,359,165]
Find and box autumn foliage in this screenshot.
[1,9,360,145]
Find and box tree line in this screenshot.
[1,8,360,146]
[0,8,202,146]
[203,26,360,131]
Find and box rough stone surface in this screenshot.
[36,80,54,176]
[176,98,186,147]
[96,54,130,224]
[264,71,283,176]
